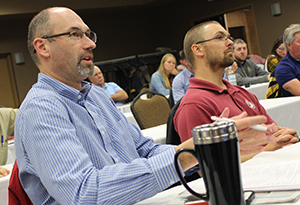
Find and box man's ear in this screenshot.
[191,44,204,57]
[286,43,291,51]
[33,38,50,58]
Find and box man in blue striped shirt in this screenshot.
[14,7,276,204]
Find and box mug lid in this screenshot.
[192,121,237,145]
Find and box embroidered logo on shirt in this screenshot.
[247,67,251,71]
[245,99,256,109]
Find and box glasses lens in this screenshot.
[69,30,82,41]
[88,31,97,43]
[85,31,96,43]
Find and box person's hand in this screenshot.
[167,67,178,76]
[225,62,238,75]
[231,62,238,72]
[0,166,10,178]
[264,127,299,151]
[220,108,276,158]
[176,108,277,171]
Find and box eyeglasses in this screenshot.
[277,47,286,51]
[195,34,234,44]
[42,28,97,43]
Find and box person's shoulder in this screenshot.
[182,87,212,105]
[107,82,122,90]
[245,59,257,66]
[276,55,292,70]
[268,56,278,63]
[106,82,118,86]
[151,71,161,78]
[151,71,163,82]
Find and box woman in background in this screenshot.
[265,37,287,98]
[265,37,287,72]
[150,53,178,96]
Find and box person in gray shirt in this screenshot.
[233,39,270,86]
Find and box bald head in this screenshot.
[28,7,87,66]
[88,65,105,87]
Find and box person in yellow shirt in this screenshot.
[266,37,287,72]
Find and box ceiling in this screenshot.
[0,0,173,16]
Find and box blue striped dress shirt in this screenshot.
[15,73,179,204]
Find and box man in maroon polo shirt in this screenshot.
[174,21,298,161]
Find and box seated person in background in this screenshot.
[275,24,300,97]
[265,37,287,99]
[177,50,187,72]
[174,21,299,162]
[150,53,178,96]
[0,166,10,178]
[233,39,270,86]
[266,37,287,72]
[15,7,280,204]
[172,50,194,104]
[0,107,18,165]
[88,65,128,105]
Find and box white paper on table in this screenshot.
[242,160,300,191]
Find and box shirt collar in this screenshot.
[182,68,194,77]
[286,52,300,63]
[189,77,240,94]
[37,73,92,103]
[234,59,246,67]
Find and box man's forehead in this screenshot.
[203,23,229,38]
[50,8,89,31]
[235,43,247,48]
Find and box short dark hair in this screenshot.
[232,39,246,50]
[183,20,220,67]
[179,50,186,60]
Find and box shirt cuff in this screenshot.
[149,147,180,190]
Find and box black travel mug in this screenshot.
[174,121,245,205]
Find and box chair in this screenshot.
[168,88,175,108]
[130,90,170,130]
[8,160,33,205]
[165,98,201,188]
[138,83,152,99]
[166,98,182,145]
[140,86,150,93]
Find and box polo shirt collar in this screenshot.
[286,52,300,63]
[189,77,240,95]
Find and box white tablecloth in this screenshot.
[245,82,269,100]
[137,143,300,205]
[117,103,140,127]
[141,124,166,144]
[116,103,131,114]
[0,163,14,205]
[7,139,15,165]
[260,96,300,134]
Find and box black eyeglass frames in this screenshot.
[41,28,97,43]
[195,35,234,44]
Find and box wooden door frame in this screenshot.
[0,53,20,107]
